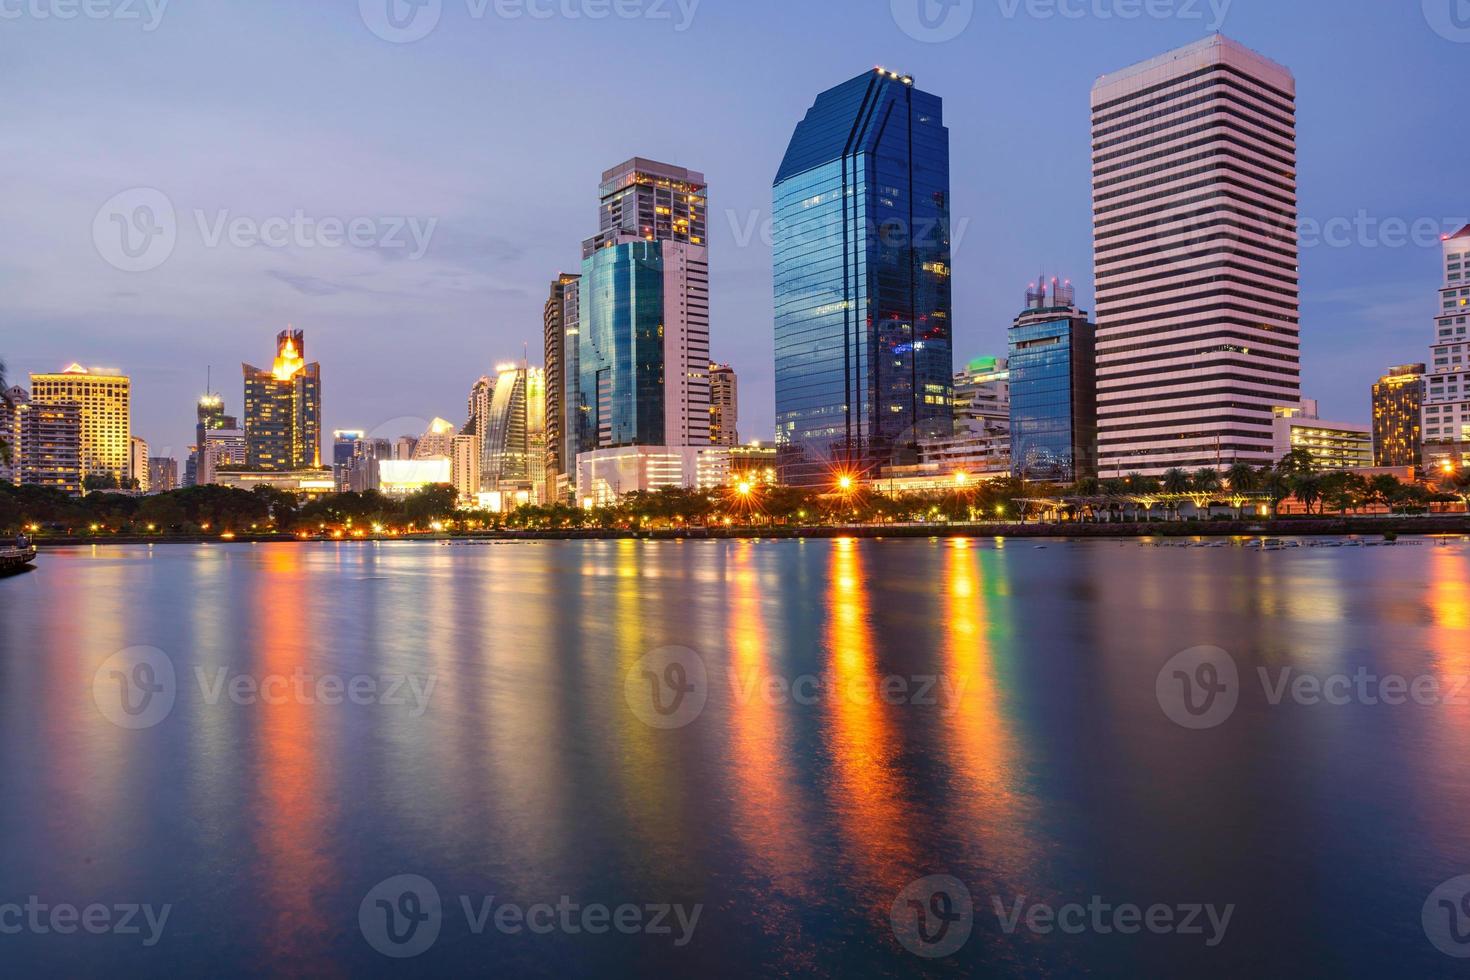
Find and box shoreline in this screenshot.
[21,516,1470,546]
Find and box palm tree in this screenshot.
[1226,462,1258,492]
[1261,469,1292,517]
[1162,468,1192,494]
[1292,473,1324,515]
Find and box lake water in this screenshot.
[3,537,1470,977]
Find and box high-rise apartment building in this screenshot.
[242,330,321,471]
[1424,225,1470,471]
[1373,364,1425,468]
[574,159,711,457]
[773,68,954,486]
[14,389,82,495]
[709,363,738,447]
[0,387,18,484]
[1092,35,1300,475]
[130,436,149,491]
[544,273,580,495]
[1009,279,1098,483]
[28,364,131,487]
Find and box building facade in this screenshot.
[1272,402,1373,471]
[148,456,179,493]
[544,273,580,497]
[16,393,82,495]
[242,330,321,471]
[1372,364,1424,468]
[773,68,954,486]
[332,430,364,491]
[709,363,738,447]
[1423,225,1470,471]
[574,159,711,463]
[190,393,236,486]
[1009,279,1098,483]
[28,364,131,487]
[130,436,149,492]
[576,445,737,506]
[481,363,546,495]
[1092,35,1300,475]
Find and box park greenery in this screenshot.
[2,448,1466,538]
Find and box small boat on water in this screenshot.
[0,545,38,574]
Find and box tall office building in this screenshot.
[451,432,481,504]
[1373,364,1425,468]
[0,387,17,484]
[192,393,237,486]
[1424,225,1470,471]
[709,363,738,446]
[202,427,247,481]
[148,457,178,493]
[574,159,711,456]
[28,364,131,486]
[1092,35,1300,475]
[773,68,954,486]
[544,273,580,495]
[482,362,546,492]
[1009,278,1098,483]
[242,330,321,471]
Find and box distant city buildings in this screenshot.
[332,430,364,491]
[1092,36,1300,475]
[910,357,1012,482]
[189,392,235,486]
[395,435,418,461]
[575,159,711,457]
[773,68,954,486]
[242,330,322,471]
[1423,225,1470,471]
[29,364,132,487]
[1009,278,1097,483]
[1372,364,1425,468]
[148,456,179,493]
[1272,401,1373,471]
[577,445,740,506]
[708,363,738,447]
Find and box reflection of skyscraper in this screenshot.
[544,273,580,497]
[482,363,546,492]
[242,330,321,471]
[1092,36,1299,475]
[709,363,738,447]
[773,68,954,486]
[574,159,711,456]
[28,364,132,486]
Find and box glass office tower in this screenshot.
[1009,279,1097,483]
[773,68,953,486]
[578,242,669,449]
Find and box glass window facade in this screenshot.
[576,242,667,452]
[1009,315,1097,483]
[773,70,953,486]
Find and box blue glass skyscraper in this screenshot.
[773,68,954,487]
[1009,279,1098,483]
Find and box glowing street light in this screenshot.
[954,471,969,487]
[837,474,854,493]
[736,480,754,497]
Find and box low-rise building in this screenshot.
[576,445,736,506]
[1272,401,1373,471]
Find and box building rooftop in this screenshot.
[1093,33,1293,99]
[1447,224,1470,241]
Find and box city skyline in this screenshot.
[4,4,1466,471]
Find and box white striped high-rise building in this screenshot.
[1091,35,1300,476]
[1422,224,1470,471]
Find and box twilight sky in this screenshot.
[3,0,1466,462]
